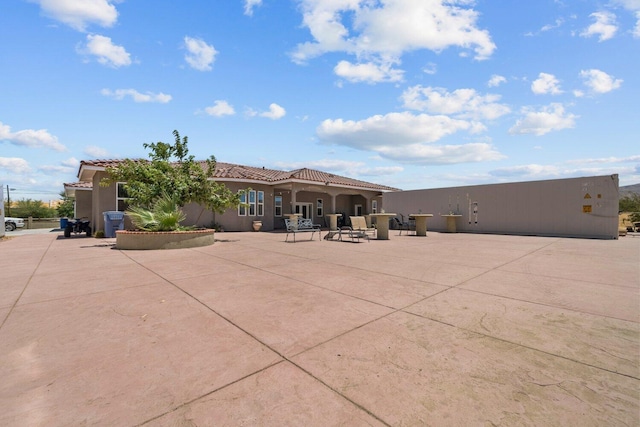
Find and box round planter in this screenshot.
[252,221,262,232]
[115,229,215,250]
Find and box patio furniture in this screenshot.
[338,226,370,243]
[394,215,415,235]
[349,216,376,239]
[441,214,463,232]
[284,218,322,242]
[409,213,434,236]
[367,213,397,240]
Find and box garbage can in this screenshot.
[60,217,69,230]
[103,211,125,237]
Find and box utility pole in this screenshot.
[6,185,13,216]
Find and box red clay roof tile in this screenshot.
[77,159,400,192]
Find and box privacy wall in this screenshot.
[383,174,619,239]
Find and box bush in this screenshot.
[619,194,640,223]
[57,192,75,218]
[6,199,56,218]
[126,192,192,232]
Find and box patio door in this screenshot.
[294,203,313,219]
[354,204,363,216]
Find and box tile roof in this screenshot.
[63,181,93,189]
[77,159,400,192]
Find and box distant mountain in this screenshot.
[620,183,640,197]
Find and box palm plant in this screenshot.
[126,192,190,231]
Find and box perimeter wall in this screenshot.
[383,174,619,239]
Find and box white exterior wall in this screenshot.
[383,174,619,239]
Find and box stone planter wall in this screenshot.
[116,229,215,250]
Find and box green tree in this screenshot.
[11,199,56,218]
[619,194,640,223]
[102,130,244,225]
[57,192,75,218]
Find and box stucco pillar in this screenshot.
[290,184,297,214]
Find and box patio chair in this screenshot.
[394,215,415,235]
[349,216,376,239]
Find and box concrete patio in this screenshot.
[1,230,638,426]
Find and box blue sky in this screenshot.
[1,0,639,202]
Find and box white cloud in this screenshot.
[378,142,505,165]
[316,111,504,164]
[292,0,496,72]
[84,145,109,158]
[566,155,640,164]
[184,36,217,71]
[334,60,404,83]
[259,103,286,120]
[487,74,506,87]
[581,11,618,41]
[531,72,563,95]
[358,165,405,176]
[610,1,640,36]
[205,100,236,117]
[509,103,577,136]
[401,86,511,120]
[422,62,437,75]
[101,88,172,103]
[244,0,262,16]
[275,159,404,179]
[39,164,76,173]
[31,0,120,31]
[0,157,31,174]
[613,0,640,8]
[79,34,131,67]
[62,157,80,167]
[540,18,565,33]
[0,121,66,151]
[488,155,640,183]
[318,112,472,148]
[490,164,561,178]
[579,69,623,94]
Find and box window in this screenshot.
[316,198,323,217]
[257,191,264,216]
[275,195,282,216]
[238,191,247,216]
[249,190,256,216]
[116,182,129,211]
[372,200,378,214]
[239,190,264,216]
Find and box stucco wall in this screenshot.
[211,182,273,232]
[383,174,619,239]
[83,175,389,233]
[74,189,92,220]
[90,171,136,233]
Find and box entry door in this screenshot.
[354,204,363,216]
[294,203,313,219]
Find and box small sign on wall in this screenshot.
[583,205,592,213]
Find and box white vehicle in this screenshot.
[5,217,25,231]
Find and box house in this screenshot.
[64,160,399,233]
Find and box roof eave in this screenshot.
[78,164,106,181]
[282,178,394,192]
